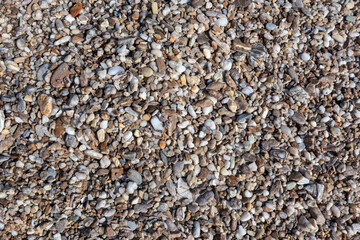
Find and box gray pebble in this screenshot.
[37,64,50,81]
[192,221,200,238]
[127,169,143,185]
[265,23,277,31]
[108,66,125,76]
[55,219,67,233]
[237,113,253,122]
[196,191,214,206]
[65,135,79,148]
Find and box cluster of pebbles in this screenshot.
[1,0,360,239]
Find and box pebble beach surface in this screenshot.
[1,0,360,239]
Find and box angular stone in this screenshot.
[55,219,67,233]
[38,94,53,116]
[156,58,166,72]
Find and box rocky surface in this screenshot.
[0,0,360,239]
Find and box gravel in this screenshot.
[1,0,360,239]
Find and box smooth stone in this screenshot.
[215,17,228,27]
[196,191,214,206]
[108,66,125,76]
[127,169,143,185]
[301,52,311,61]
[0,110,4,132]
[237,113,253,122]
[37,64,50,81]
[142,67,154,77]
[67,94,79,108]
[151,116,164,131]
[84,150,103,159]
[242,86,254,96]
[55,219,67,233]
[54,36,71,45]
[16,39,26,50]
[100,157,111,168]
[192,221,200,238]
[126,182,138,194]
[240,212,252,222]
[127,221,137,231]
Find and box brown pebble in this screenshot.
[50,63,71,89]
[38,94,53,116]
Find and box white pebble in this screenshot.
[301,52,311,61]
[127,182,138,194]
[151,116,164,131]
[54,36,71,46]
[108,66,125,76]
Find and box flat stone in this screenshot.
[196,191,214,206]
[292,112,306,125]
[237,113,253,122]
[84,150,103,159]
[108,66,124,76]
[156,58,166,72]
[55,219,67,233]
[191,0,204,8]
[51,63,70,89]
[54,36,71,45]
[192,221,200,238]
[0,110,4,133]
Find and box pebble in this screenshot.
[215,17,228,27]
[127,221,137,231]
[84,150,103,159]
[0,110,4,133]
[67,94,79,108]
[100,157,111,168]
[240,212,252,222]
[150,116,164,131]
[242,86,254,96]
[108,66,125,75]
[54,36,71,46]
[37,64,50,81]
[196,191,214,206]
[192,221,200,238]
[265,23,277,31]
[127,170,142,185]
[55,219,67,233]
[142,67,154,77]
[65,135,78,148]
[301,52,311,61]
[51,63,70,88]
[292,112,306,125]
[127,182,138,194]
[38,94,53,116]
[5,60,20,72]
[237,113,253,122]
[16,39,26,50]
